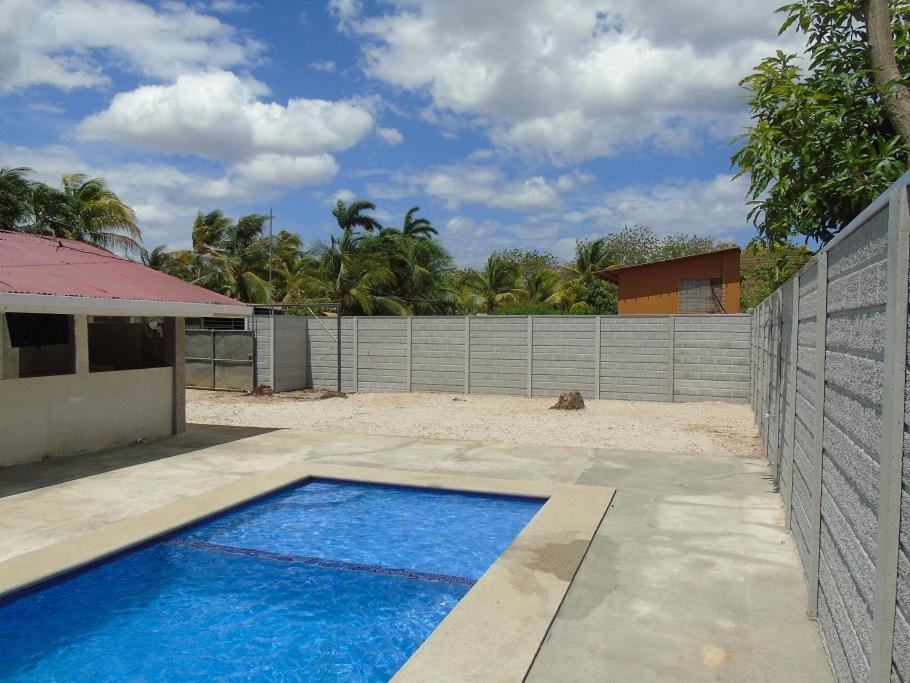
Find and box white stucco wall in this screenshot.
[0,367,173,467]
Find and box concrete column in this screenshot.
[165,317,186,435]
[353,316,358,391]
[74,315,89,375]
[464,315,470,395]
[406,316,412,393]
[594,316,601,400]
[784,275,800,532]
[869,185,910,682]
[667,316,675,403]
[527,316,533,398]
[0,313,18,380]
[806,250,828,619]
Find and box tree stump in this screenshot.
[550,390,585,410]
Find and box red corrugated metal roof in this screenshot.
[0,230,246,308]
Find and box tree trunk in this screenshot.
[864,0,910,147]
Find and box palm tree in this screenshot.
[401,206,437,238]
[552,238,617,313]
[332,199,382,234]
[194,214,272,303]
[387,234,455,313]
[0,167,33,230]
[55,174,142,255]
[192,210,233,255]
[518,268,560,305]
[292,231,409,315]
[460,255,520,313]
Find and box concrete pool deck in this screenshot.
[0,424,831,681]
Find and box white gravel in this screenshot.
[187,390,761,458]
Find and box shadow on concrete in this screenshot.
[0,423,279,499]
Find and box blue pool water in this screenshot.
[0,479,543,681]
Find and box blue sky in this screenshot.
[0,0,801,265]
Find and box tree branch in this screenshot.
[864,0,910,147]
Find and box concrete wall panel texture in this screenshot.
[673,314,750,402]
[469,316,528,396]
[533,316,596,398]
[792,261,818,574]
[817,208,887,682]
[601,316,670,401]
[896,277,910,681]
[750,173,910,683]
[258,314,751,403]
[779,280,796,513]
[412,317,466,393]
[306,317,354,391]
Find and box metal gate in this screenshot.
[186,329,255,390]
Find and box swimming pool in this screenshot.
[0,479,544,681]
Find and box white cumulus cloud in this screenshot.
[233,154,339,187]
[336,0,800,163]
[78,70,375,162]
[377,127,404,145]
[0,0,261,92]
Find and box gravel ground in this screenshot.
[187,389,761,458]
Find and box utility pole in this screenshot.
[268,208,273,314]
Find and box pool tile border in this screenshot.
[0,463,614,682]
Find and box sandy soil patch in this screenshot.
[187,390,761,458]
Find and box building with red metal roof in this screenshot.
[0,231,252,467]
[0,230,248,316]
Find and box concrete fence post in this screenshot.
[594,315,601,400]
[870,184,910,682]
[406,316,412,393]
[527,316,534,399]
[464,315,470,394]
[807,249,828,619]
[352,316,358,392]
[773,288,784,484]
[668,316,676,403]
[784,275,800,532]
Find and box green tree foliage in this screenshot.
[740,241,813,308]
[733,1,910,245]
[332,199,382,234]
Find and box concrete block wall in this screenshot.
[819,207,887,680]
[674,314,750,402]
[357,317,408,392]
[257,313,750,402]
[412,317,466,393]
[779,279,796,531]
[751,171,910,683]
[793,262,818,574]
[306,317,354,391]
[533,316,596,398]
[469,316,528,396]
[601,316,671,401]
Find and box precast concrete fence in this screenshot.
[750,172,910,681]
[250,313,751,402]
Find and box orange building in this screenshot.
[597,247,741,314]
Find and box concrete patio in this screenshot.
[0,424,831,681]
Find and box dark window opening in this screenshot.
[3,313,75,378]
[88,317,167,372]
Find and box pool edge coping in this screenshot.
[0,463,614,682]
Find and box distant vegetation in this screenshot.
[2,167,788,313]
[141,208,738,315]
